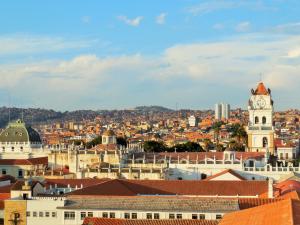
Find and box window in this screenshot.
[64,211,75,220]
[26,212,30,217]
[11,147,14,151]
[255,116,259,124]
[262,116,266,124]
[286,153,289,159]
[124,213,130,219]
[262,137,268,148]
[20,146,23,151]
[216,214,222,219]
[39,212,43,217]
[176,214,182,219]
[132,213,137,219]
[18,169,23,178]
[169,214,175,219]
[110,213,115,218]
[146,213,152,219]
[102,212,108,218]
[23,193,28,200]
[33,212,37,217]
[192,214,198,219]
[88,212,93,217]
[80,212,86,220]
[154,213,159,219]
[2,169,6,175]
[293,153,296,159]
[45,212,50,217]
[2,147,5,152]
[52,212,57,218]
[280,153,283,160]
[199,214,205,219]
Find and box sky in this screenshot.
[0,0,300,111]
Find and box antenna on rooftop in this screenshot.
[8,93,11,123]
[21,109,24,122]
[259,73,263,82]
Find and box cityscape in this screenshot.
[1,1,300,225]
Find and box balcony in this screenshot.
[248,126,273,131]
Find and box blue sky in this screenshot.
[0,0,300,111]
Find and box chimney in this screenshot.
[268,178,274,198]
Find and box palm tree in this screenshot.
[203,138,212,152]
[231,123,247,144]
[230,123,247,151]
[212,121,223,146]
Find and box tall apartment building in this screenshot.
[215,103,230,120]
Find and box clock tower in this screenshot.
[246,82,274,154]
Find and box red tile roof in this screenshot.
[0,175,16,183]
[219,198,300,225]
[45,178,109,189]
[0,184,14,194]
[0,157,48,165]
[204,169,246,181]
[254,82,269,95]
[68,179,268,198]
[274,139,296,148]
[83,218,219,225]
[280,190,300,200]
[238,198,282,210]
[0,200,4,210]
[11,180,43,191]
[275,180,300,196]
[137,152,264,162]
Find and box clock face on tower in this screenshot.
[256,97,266,109]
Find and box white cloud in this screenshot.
[156,13,167,25]
[117,15,143,27]
[187,0,277,15]
[271,22,300,34]
[213,23,225,30]
[2,32,300,110]
[187,0,237,15]
[286,48,300,58]
[81,16,91,24]
[235,21,251,32]
[0,34,96,55]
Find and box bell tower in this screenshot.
[246,82,274,154]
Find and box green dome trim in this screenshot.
[0,119,42,143]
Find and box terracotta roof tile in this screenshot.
[0,157,48,165]
[83,218,219,225]
[238,198,282,210]
[45,178,109,189]
[254,82,269,95]
[204,169,246,181]
[68,179,268,197]
[219,198,300,225]
[135,152,264,162]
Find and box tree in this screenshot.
[212,121,223,145]
[73,140,84,146]
[230,123,247,145]
[203,138,213,152]
[169,142,204,152]
[86,136,102,149]
[117,137,127,146]
[143,141,167,153]
[229,140,245,152]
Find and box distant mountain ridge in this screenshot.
[0,106,173,128]
[134,106,173,112]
